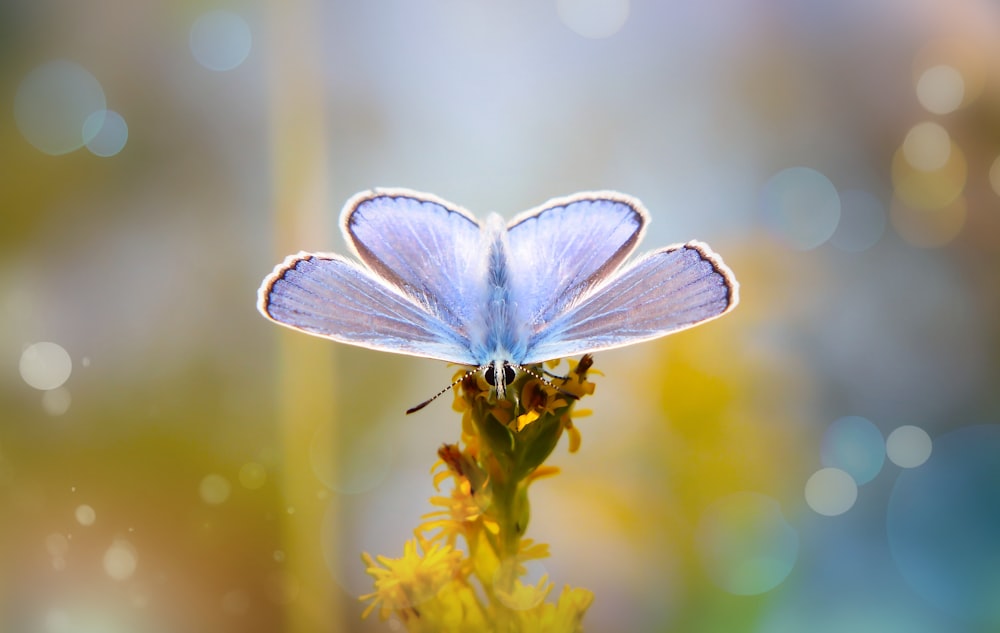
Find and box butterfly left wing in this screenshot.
[259,252,477,364]
[520,241,738,363]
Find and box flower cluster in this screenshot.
[361,356,598,632]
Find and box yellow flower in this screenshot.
[558,354,598,399]
[514,585,594,633]
[526,465,561,484]
[450,368,479,412]
[362,356,601,631]
[514,379,568,431]
[516,537,549,562]
[421,474,499,546]
[360,537,464,621]
[563,416,583,454]
[494,573,554,611]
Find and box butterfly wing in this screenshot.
[521,241,738,363]
[342,189,485,343]
[258,252,477,364]
[505,192,647,333]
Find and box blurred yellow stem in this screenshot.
[267,0,342,630]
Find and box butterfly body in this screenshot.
[259,188,739,396]
[474,214,521,367]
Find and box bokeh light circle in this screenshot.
[310,420,394,494]
[902,122,951,172]
[912,38,986,109]
[41,388,72,416]
[989,155,1000,197]
[199,473,232,505]
[760,167,841,250]
[695,492,799,595]
[20,342,72,390]
[190,10,253,71]
[14,60,106,155]
[891,141,966,211]
[829,189,885,252]
[239,462,267,489]
[886,425,932,468]
[83,110,128,157]
[889,196,966,249]
[75,504,96,526]
[916,65,964,115]
[103,539,138,581]
[805,468,857,516]
[556,0,630,39]
[821,416,885,485]
[887,425,1000,624]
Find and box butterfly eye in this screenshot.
[483,363,516,387]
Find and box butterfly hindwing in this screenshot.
[259,252,477,364]
[521,241,738,363]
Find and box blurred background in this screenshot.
[3,0,1000,631]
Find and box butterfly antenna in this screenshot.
[510,363,580,401]
[540,355,594,383]
[543,368,569,381]
[406,366,484,415]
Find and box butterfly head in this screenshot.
[483,360,517,399]
[405,360,515,415]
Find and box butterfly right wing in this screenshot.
[521,241,738,363]
[342,189,486,344]
[258,252,477,364]
[505,193,647,329]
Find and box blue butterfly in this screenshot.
[258,188,739,406]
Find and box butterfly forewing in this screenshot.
[259,253,476,364]
[344,190,485,339]
[520,242,738,363]
[505,194,646,331]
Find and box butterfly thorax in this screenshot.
[466,215,527,370]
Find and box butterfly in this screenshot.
[258,188,739,409]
